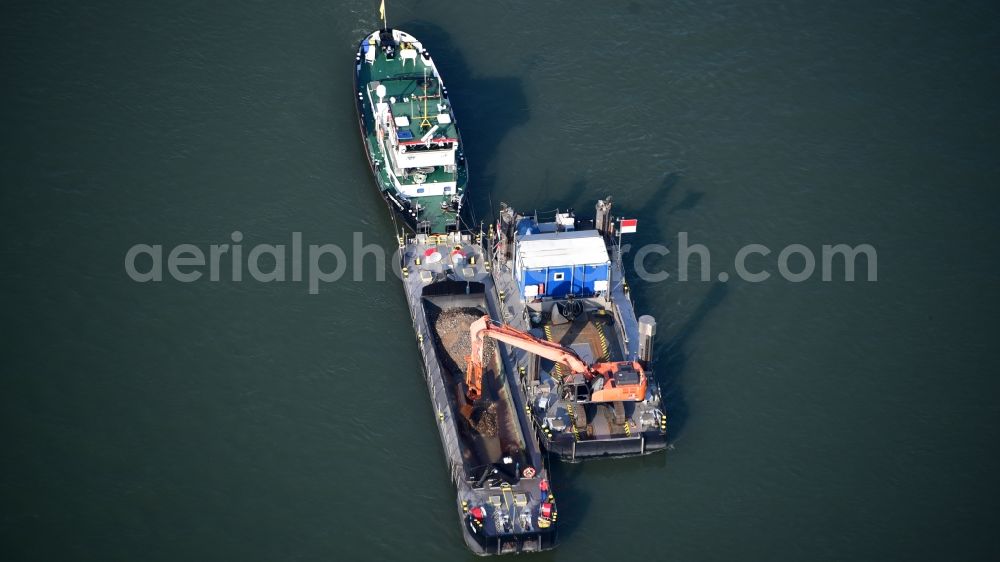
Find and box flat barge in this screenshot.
[490,198,669,461]
[397,231,558,554]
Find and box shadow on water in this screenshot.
[396,20,529,226]
[648,170,706,219]
[667,190,704,214]
[527,171,702,230]
[625,171,721,442]
[657,281,728,441]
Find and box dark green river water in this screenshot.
[3,1,999,560]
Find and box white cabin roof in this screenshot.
[517,230,610,269]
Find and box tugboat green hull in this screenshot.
[354,28,468,234]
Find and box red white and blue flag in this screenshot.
[620,218,638,234]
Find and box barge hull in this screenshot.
[400,234,557,554]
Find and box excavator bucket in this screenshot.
[460,400,475,421]
[459,393,494,431]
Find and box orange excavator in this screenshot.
[464,315,648,405]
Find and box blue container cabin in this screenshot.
[513,229,611,301]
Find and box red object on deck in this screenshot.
[470,506,485,520]
[540,503,553,519]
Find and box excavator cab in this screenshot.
[588,361,648,403]
[613,363,642,386]
[561,361,647,403]
[564,374,591,403]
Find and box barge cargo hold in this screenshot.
[397,231,558,554]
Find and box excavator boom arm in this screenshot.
[464,314,648,405]
[467,315,589,387]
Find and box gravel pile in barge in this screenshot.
[427,305,525,466]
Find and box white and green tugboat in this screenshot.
[354,25,467,234]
